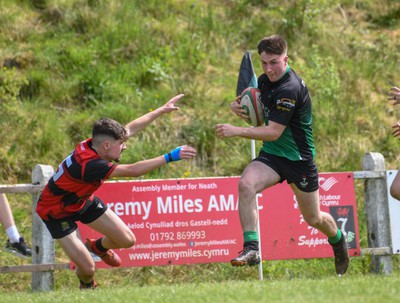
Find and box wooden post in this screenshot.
[362,152,392,274]
[31,164,55,291]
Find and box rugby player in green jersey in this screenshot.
[215,34,349,275]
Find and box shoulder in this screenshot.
[257,74,268,89]
[288,69,308,90]
[278,69,308,96]
[83,159,117,182]
[86,158,115,170]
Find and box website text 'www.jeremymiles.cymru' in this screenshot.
[129,248,230,262]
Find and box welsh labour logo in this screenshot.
[319,177,339,192]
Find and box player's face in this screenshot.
[260,52,288,82]
[107,139,126,162]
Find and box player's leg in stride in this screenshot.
[230,162,279,267]
[292,185,350,275]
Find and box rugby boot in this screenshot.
[331,234,350,275]
[5,237,32,258]
[80,279,99,290]
[230,245,260,266]
[85,238,121,267]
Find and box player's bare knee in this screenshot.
[125,232,136,247]
[80,263,96,277]
[119,231,136,248]
[238,178,256,197]
[304,215,322,229]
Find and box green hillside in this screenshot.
[0,0,400,292]
[1,0,399,183]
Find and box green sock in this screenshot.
[328,229,342,245]
[243,231,258,243]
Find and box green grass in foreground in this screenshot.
[1,274,399,303]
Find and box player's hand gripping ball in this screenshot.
[239,87,264,127]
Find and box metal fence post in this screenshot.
[362,152,392,274]
[31,164,55,291]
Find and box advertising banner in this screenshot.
[386,170,400,254]
[73,173,360,269]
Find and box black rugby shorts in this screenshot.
[253,150,319,193]
[41,196,108,239]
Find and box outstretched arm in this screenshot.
[125,94,184,137]
[214,121,285,141]
[109,145,197,178]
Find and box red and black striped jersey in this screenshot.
[36,138,117,220]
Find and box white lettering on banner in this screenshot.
[134,248,230,262]
[299,214,305,224]
[194,239,236,247]
[146,221,174,230]
[175,220,189,227]
[207,194,236,211]
[189,218,228,226]
[308,225,319,235]
[321,200,339,206]
[134,242,186,249]
[157,195,203,214]
[198,182,218,189]
[293,195,298,209]
[256,193,263,210]
[108,201,152,220]
[127,222,144,229]
[132,185,161,193]
[162,184,187,191]
[319,194,341,207]
[321,195,341,200]
[190,219,211,226]
[298,236,329,248]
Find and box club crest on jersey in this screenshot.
[61,221,70,231]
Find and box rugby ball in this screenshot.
[239,87,264,127]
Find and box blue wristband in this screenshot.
[164,147,182,163]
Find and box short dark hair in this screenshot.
[257,34,288,56]
[92,118,128,141]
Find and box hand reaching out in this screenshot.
[388,87,400,106]
[392,122,400,138]
[178,145,197,159]
[161,94,184,113]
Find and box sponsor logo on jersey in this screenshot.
[276,98,296,111]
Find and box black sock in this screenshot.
[244,240,259,251]
[95,238,108,253]
[80,279,95,288]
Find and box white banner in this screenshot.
[386,170,400,254]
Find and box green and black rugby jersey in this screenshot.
[257,67,315,161]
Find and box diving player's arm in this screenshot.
[109,145,197,178]
[125,94,184,137]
